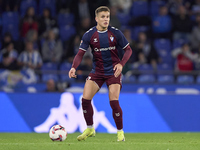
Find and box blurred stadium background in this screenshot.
[0,0,200,134]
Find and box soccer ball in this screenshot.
[49,125,67,141]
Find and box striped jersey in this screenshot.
[79,26,129,75]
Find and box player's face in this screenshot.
[96,11,110,30]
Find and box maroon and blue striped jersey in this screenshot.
[79,26,129,75]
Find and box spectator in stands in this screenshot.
[76,55,93,80]
[45,79,62,92]
[26,30,40,52]
[172,5,193,41]
[56,0,72,13]
[63,35,80,63]
[191,0,200,15]
[109,6,121,29]
[152,5,172,39]
[78,17,92,37]
[1,32,22,52]
[109,0,132,14]
[190,13,200,50]
[42,29,63,63]
[17,41,43,70]
[133,32,160,69]
[1,0,20,12]
[71,0,95,26]
[168,0,192,15]
[20,7,38,38]
[38,8,58,38]
[0,42,18,70]
[171,43,196,72]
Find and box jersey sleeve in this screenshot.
[79,32,90,51]
[116,29,129,49]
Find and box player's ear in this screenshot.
[95,16,98,22]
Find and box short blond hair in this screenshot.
[95,6,110,16]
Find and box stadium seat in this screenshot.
[117,13,131,26]
[196,75,200,84]
[157,63,173,75]
[154,39,173,64]
[157,75,174,84]
[130,1,148,17]
[122,75,136,83]
[58,13,75,27]
[59,62,75,82]
[131,26,149,40]
[172,39,188,49]
[39,0,56,17]
[150,0,166,16]
[177,75,194,84]
[41,62,58,71]
[138,64,154,74]
[20,0,37,17]
[42,74,59,82]
[2,12,19,27]
[59,25,76,41]
[138,75,156,83]
[2,24,19,41]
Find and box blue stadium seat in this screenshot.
[196,75,200,84]
[42,74,59,82]
[138,64,154,74]
[154,38,172,64]
[20,0,37,17]
[157,75,174,84]
[122,75,136,83]
[41,62,59,82]
[39,0,56,17]
[131,26,149,40]
[58,13,75,27]
[41,62,58,71]
[2,12,19,27]
[177,75,194,84]
[59,62,74,82]
[59,25,76,41]
[150,0,166,16]
[130,1,148,17]
[117,13,131,26]
[2,24,19,41]
[157,63,173,75]
[138,75,156,83]
[172,39,188,49]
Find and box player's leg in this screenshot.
[77,78,100,141]
[109,84,125,141]
[107,75,125,141]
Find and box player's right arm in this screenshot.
[68,32,90,78]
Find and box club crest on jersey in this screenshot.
[110,35,114,42]
[94,38,98,42]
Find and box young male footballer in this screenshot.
[69,6,132,141]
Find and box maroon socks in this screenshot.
[82,98,94,126]
[110,100,123,130]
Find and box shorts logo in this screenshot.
[94,38,98,42]
[110,35,114,42]
[87,76,91,80]
[115,113,120,117]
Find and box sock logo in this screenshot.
[83,110,87,113]
[115,113,120,117]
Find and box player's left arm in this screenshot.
[114,29,132,77]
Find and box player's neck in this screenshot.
[96,25,107,32]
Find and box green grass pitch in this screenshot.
[0,133,200,150]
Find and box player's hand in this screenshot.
[69,68,77,78]
[113,63,123,78]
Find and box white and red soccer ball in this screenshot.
[49,125,67,141]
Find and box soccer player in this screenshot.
[68,6,132,141]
